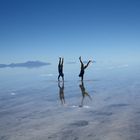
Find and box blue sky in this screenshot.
[0,0,140,64]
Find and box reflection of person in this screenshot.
[58,81,65,105]
[58,57,64,81]
[79,56,92,81]
[79,81,92,107]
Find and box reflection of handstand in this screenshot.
[58,57,64,81]
[58,81,65,105]
[79,56,92,81]
[79,81,92,107]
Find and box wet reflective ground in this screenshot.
[0,65,140,140]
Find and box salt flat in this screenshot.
[0,65,140,140]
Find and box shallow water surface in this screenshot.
[0,65,140,140]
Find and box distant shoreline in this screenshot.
[0,61,51,68]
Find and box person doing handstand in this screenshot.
[79,56,92,81]
[58,57,64,81]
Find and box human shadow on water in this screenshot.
[58,81,65,105]
[79,81,92,107]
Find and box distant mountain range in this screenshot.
[0,61,51,68]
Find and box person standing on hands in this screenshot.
[79,56,92,81]
[58,57,64,81]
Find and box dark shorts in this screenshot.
[59,73,64,77]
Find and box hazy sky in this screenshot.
[0,0,140,64]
